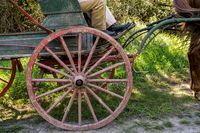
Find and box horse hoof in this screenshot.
[194,92,200,101]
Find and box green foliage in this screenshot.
[0,0,173,33]
[0,0,42,33]
[108,0,173,22]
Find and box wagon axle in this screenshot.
[74,75,85,87]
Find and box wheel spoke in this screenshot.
[84,92,98,122]
[82,37,100,73]
[88,62,125,78]
[78,33,82,73]
[88,79,128,83]
[47,87,73,114]
[78,91,82,125]
[59,37,78,74]
[85,47,115,75]
[87,83,124,100]
[85,86,113,114]
[0,77,8,83]
[62,90,77,123]
[45,46,75,76]
[35,62,71,78]
[36,84,71,100]
[32,78,71,83]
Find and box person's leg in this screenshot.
[79,0,106,30]
[106,6,117,28]
[106,7,135,33]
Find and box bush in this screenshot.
[108,0,173,22]
[0,0,173,33]
[0,0,42,33]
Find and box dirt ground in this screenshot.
[1,103,200,133]
[1,107,200,133]
[1,84,200,133]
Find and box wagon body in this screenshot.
[38,0,87,29]
[0,32,93,59]
[0,0,91,59]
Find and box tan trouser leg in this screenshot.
[79,0,106,30]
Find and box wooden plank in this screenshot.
[42,13,87,29]
[38,0,87,29]
[0,32,93,59]
[38,0,81,15]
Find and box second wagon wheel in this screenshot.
[26,27,133,130]
[0,59,17,97]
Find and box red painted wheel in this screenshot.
[26,27,132,130]
[0,59,17,97]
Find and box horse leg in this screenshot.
[188,47,200,100]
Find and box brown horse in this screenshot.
[174,0,200,100]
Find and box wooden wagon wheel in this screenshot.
[34,62,115,89]
[26,27,132,130]
[0,59,17,97]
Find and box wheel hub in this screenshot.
[76,79,83,86]
[74,75,85,87]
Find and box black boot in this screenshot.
[107,22,135,33]
[102,30,117,37]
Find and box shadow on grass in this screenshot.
[119,42,195,120]
[121,73,194,120]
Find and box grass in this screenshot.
[163,121,174,128]
[195,112,200,118]
[117,28,193,119]
[179,119,191,125]
[0,125,23,133]
[135,121,165,131]
[194,120,200,125]
[0,25,196,131]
